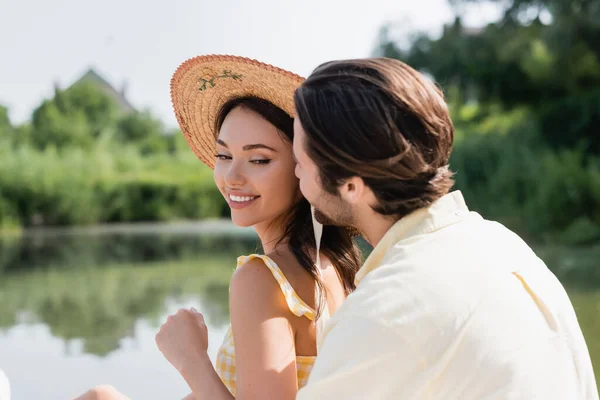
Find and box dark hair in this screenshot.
[216,96,362,317]
[294,58,455,219]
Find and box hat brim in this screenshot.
[170,55,305,169]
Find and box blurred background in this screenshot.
[0,0,599,398]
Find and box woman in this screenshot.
[77,55,362,400]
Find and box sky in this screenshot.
[0,0,502,128]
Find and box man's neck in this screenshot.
[356,210,399,247]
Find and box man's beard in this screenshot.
[313,208,338,225]
[312,194,355,228]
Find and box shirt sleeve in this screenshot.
[296,314,424,400]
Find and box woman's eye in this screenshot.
[215,154,231,160]
[251,159,271,165]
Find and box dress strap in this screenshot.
[237,254,316,320]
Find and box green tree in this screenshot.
[116,110,168,154]
[166,128,192,154]
[30,99,94,149]
[60,81,120,138]
[451,0,600,60]
[0,105,10,134]
[377,0,600,153]
[29,82,121,150]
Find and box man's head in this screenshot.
[292,58,455,228]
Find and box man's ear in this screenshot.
[339,176,366,205]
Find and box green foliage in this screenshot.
[4,34,599,244]
[0,105,11,134]
[25,80,172,153]
[0,138,226,227]
[374,0,600,243]
[116,110,169,154]
[59,81,121,137]
[30,99,94,149]
[0,73,230,228]
[377,0,600,153]
[451,124,600,245]
[101,170,224,223]
[537,90,600,152]
[0,256,236,355]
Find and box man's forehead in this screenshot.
[291,119,303,161]
[297,115,309,132]
[292,119,303,143]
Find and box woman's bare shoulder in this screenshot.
[229,256,290,318]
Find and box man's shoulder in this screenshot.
[336,261,454,335]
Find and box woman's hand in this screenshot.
[155,308,209,373]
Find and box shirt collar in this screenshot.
[355,190,470,285]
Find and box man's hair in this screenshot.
[294,58,455,218]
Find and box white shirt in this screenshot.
[297,191,598,399]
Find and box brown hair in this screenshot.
[216,96,361,316]
[294,58,455,218]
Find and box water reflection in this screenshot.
[0,221,258,273]
[0,225,598,399]
[0,224,259,357]
[0,297,229,400]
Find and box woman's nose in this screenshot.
[224,160,246,187]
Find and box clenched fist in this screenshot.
[155,307,209,373]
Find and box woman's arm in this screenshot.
[167,258,298,400]
[179,356,233,400]
[155,306,233,400]
[228,258,298,400]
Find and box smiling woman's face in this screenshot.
[213,106,300,228]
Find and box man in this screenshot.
[292,58,598,399]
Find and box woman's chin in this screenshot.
[230,215,256,228]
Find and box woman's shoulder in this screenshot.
[231,254,281,296]
[236,251,304,287]
[229,254,292,317]
[232,252,318,320]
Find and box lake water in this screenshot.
[0,221,598,399]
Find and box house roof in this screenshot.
[69,68,136,113]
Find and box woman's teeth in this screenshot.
[229,195,257,202]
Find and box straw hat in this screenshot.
[170,54,305,169]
